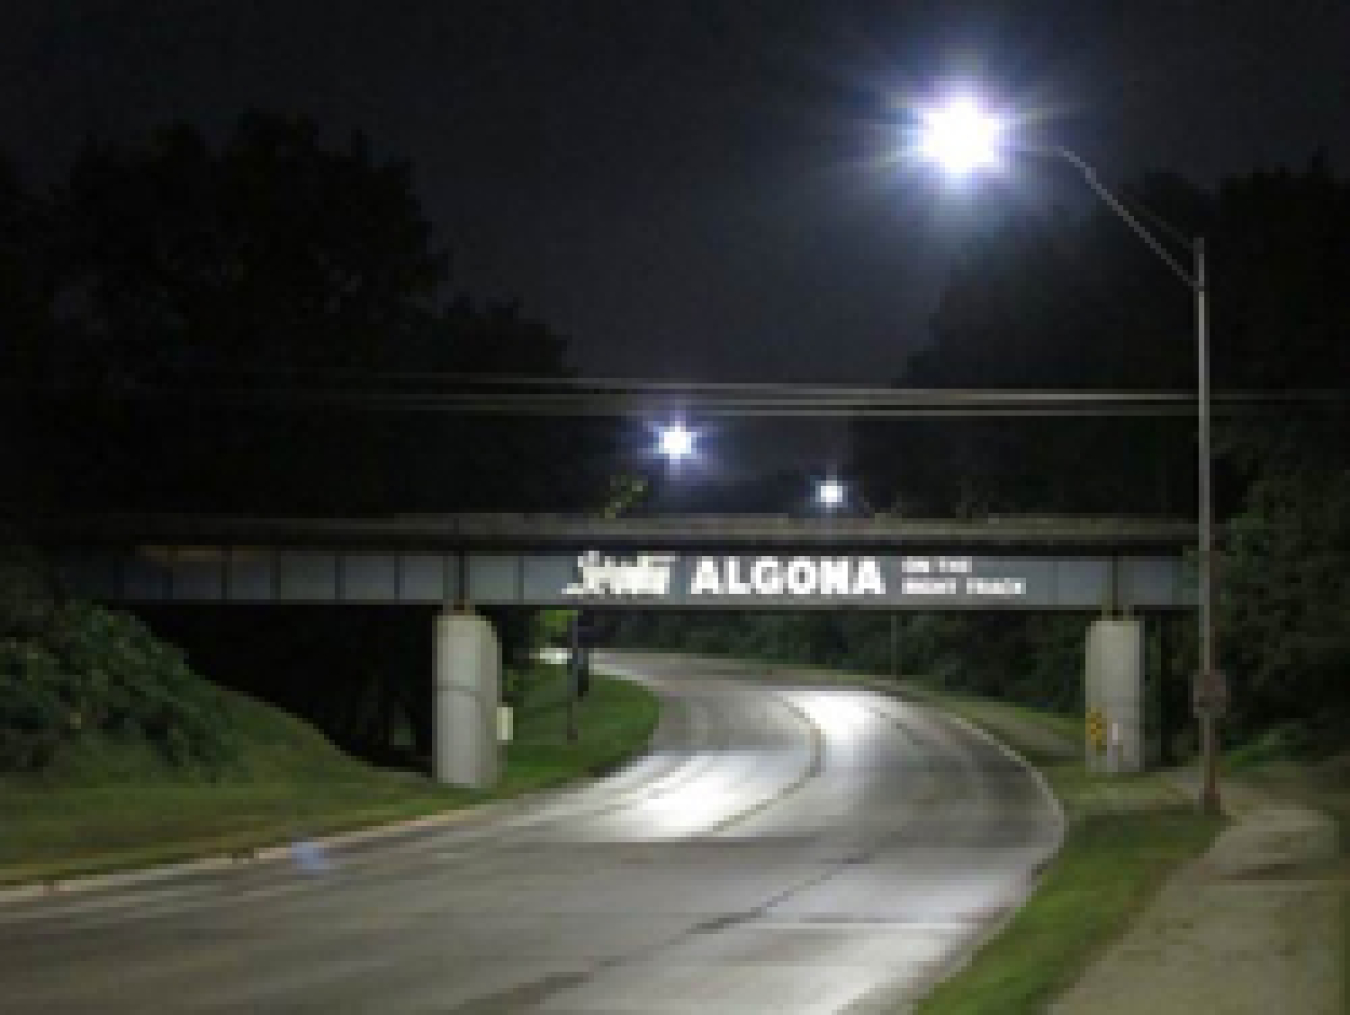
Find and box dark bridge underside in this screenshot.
[30,514,1197,611]
[28,513,1198,553]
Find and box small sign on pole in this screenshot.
[1192,669,1229,719]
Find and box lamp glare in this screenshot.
[818,479,845,508]
[659,424,695,460]
[919,96,1003,174]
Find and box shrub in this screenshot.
[0,540,60,639]
[0,639,70,769]
[0,600,236,776]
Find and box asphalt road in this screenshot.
[0,652,1062,1013]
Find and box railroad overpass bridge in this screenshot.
[32,513,1198,611]
[32,513,1196,785]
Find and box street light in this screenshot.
[814,477,899,678]
[916,94,1220,814]
[816,478,846,509]
[815,477,879,517]
[658,422,696,461]
[916,94,1005,175]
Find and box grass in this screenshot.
[0,662,659,887]
[499,660,661,794]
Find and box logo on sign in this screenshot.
[562,552,677,597]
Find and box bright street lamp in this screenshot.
[815,478,879,517]
[658,422,695,461]
[917,94,1220,814]
[916,95,1005,175]
[816,478,846,509]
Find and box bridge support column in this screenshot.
[433,608,501,789]
[1085,618,1144,774]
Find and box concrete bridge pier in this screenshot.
[433,607,501,789]
[1085,618,1144,774]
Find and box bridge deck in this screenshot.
[29,514,1198,610]
[27,513,1198,552]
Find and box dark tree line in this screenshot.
[854,161,1350,518]
[1,111,619,518]
[846,159,1350,744]
[1,112,625,766]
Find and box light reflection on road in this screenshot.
[0,651,1063,1013]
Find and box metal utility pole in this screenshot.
[1052,147,1222,814]
[566,612,580,743]
[1194,238,1222,815]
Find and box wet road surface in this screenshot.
[0,652,1062,1013]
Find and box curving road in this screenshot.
[0,652,1062,1013]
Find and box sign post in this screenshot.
[566,612,580,743]
[1192,669,1227,811]
[1191,669,1229,719]
[889,613,899,680]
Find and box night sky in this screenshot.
[2,1,1347,386]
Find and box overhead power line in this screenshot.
[7,376,1346,418]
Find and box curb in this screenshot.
[0,802,489,906]
[1,667,665,907]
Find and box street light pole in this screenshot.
[1057,151,1220,814]
[916,99,1221,811]
[1195,237,1220,814]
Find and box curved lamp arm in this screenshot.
[1044,145,1199,290]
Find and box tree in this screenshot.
[5,111,622,516]
[0,156,59,381]
[853,173,1207,518]
[845,161,1350,745]
[55,113,442,381]
[1211,156,1350,390]
[1220,421,1350,737]
[0,157,62,515]
[2,112,626,767]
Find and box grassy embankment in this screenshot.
[0,662,658,888]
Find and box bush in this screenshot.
[0,600,236,776]
[0,540,60,639]
[0,639,69,769]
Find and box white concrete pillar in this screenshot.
[1085,618,1144,774]
[433,609,501,789]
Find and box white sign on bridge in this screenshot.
[58,547,1191,610]
[562,552,1027,601]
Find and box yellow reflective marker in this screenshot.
[1086,707,1107,753]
